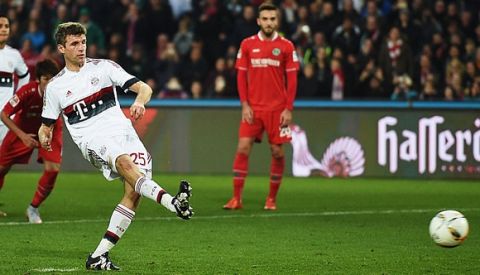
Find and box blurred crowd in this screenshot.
[2,0,480,101]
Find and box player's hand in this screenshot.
[130,101,145,121]
[241,103,253,124]
[20,133,39,148]
[280,109,292,127]
[40,132,52,151]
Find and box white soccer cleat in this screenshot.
[26,205,42,224]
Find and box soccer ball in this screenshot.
[429,210,469,247]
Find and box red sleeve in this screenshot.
[235,40,249,71]
[237,69,248,102]
[286,70,297,111]
[235,39,249,102]
[2,84,29,116]
[285,40,300,72]
[285,40,299,110]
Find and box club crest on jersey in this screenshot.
[9,95,19,107]
[272,48,281,56]
[91,77,99,86]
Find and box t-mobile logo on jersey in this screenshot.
[73,100,104,121]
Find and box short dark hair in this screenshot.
[258,2,278,15]
[54,22,86,46]
[35,59,60,80]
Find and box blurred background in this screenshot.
[3,0,480,101]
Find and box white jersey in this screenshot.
[42,58,138,144]
[0,45,29,141]
[0,45,29,109]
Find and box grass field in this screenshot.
[0,172,479,274]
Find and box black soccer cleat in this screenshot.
[85,252,120,271]
[172,180,194,220]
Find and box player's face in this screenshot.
[0,17,10,45]
[58,34,86,68]
[257,10,278,37]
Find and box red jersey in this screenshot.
[2,81,62,134]
[235,32,299,111]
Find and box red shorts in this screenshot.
[238,110,292,144]
[0,128,63,166]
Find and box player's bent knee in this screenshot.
[116,155,136,172]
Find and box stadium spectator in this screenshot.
[172,15,194,58]
[39,22,193,271]
[205,57,235,98]
[0,59,62,224]
[378,26,413,98]
[78,8,106,56]
[223,3,299,211]
[21,20,46,53]
[297,63,320,98]
[0,14,29,143]
[158,76,189,99]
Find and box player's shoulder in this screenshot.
[48,68,67,86]
[278,36,295,47]
[242,34,259,45]
[4,45,22,57]
[86,58,121,68]
[17,81,38,94]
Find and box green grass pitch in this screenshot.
[0,172,479,274]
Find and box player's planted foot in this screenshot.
[172,180,193,220]
[223,197,243,210]
[264,197,277,211]
[26,205,42,224]
[86,252,120,271]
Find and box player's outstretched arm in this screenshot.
[127,81,152,121]
[1,110,38,148]
[38,123,54,151]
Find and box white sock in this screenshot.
[135,177,176,212]
[92,204,134,258]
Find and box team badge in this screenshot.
[91,77,99,86]
[272,48,281,56]
[9,95,19,107]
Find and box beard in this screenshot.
[261,26,274,37]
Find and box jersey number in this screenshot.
[130,152,151,166]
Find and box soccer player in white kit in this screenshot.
[0,15,30,142]
[39,22,193,271]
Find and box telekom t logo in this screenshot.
[73,100,88,120]
[73,99,105,120]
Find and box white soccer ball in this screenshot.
[429,210,469,247]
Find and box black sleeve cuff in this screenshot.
[18,71,29,79]
[122,77,140,90]
[41,117,56,126]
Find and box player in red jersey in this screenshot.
[223,3,299,211]
[0,59,62,223]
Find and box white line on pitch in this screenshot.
[1,208,480,227]
[29,268,79,273]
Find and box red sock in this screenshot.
[31,171,58,208]
[268,156,284,200]
[232,153,248,200]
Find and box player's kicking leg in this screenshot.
[86,155,193,271]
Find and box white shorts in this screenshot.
[78,125,152,181]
